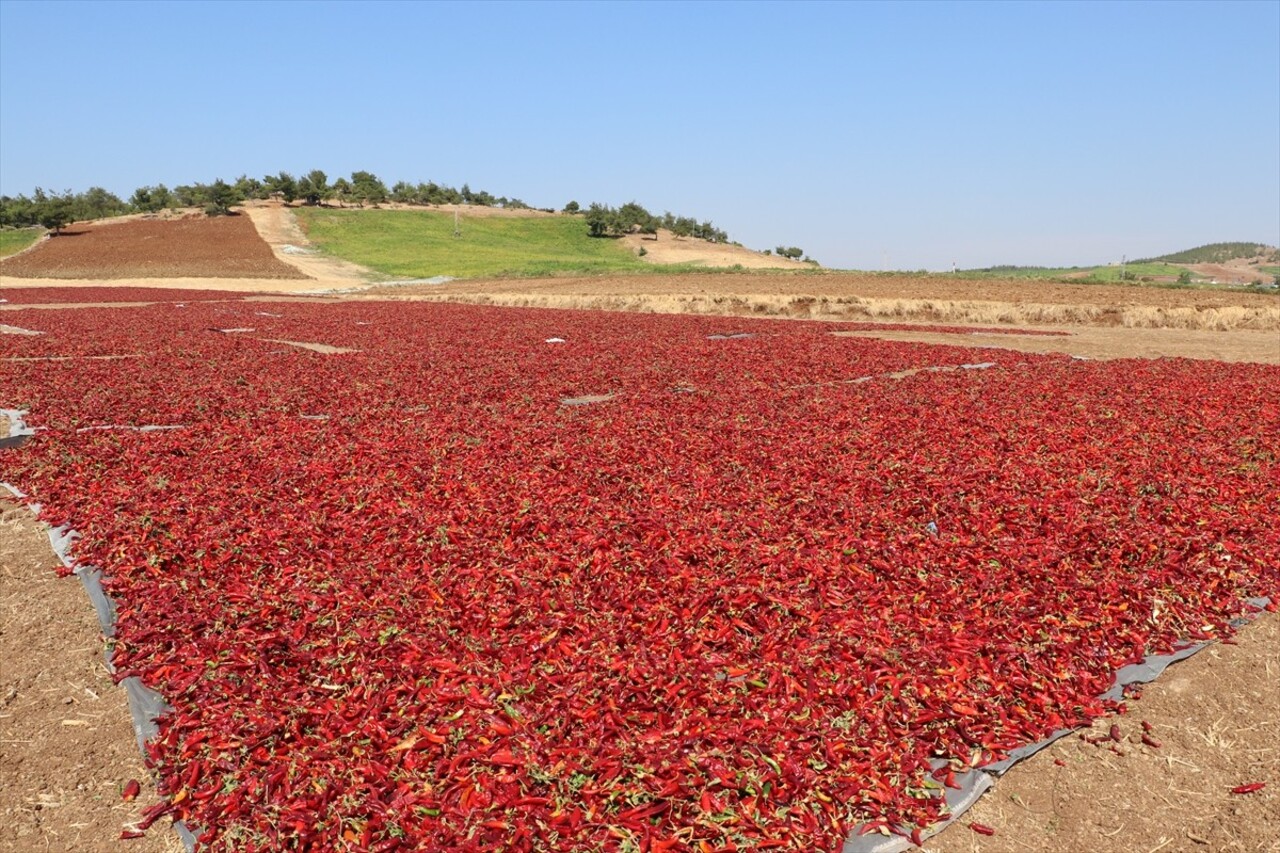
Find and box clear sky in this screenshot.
[1,0,1276,270]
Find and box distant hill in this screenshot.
[958,241,1280,288]
[293,207,797,279]
[1135,242,1279,265]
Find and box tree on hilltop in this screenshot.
[617,201,655,235]
[36,191,72,235]
[350,171,388,206]
[331,177,352,207]
[298,170,331,206]
[264,172,298,203]
[131,184,173,213]
[584,201,660,238]
[204,180,242,216]
[390,181,416,204]
[234,174,266,200]
[77,187,127,220]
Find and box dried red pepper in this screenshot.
[2,298,1275,851]
[1230,782,1266,795]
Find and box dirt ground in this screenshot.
[0,500,181,853]
[240,203,379,284]
[835,327,1280,365]
[364,274,1280,351]
[927,613,1279,853]
[0,214,306,280]
[374,271,1280,314]
[1186,260,1277,286]
[618,229,806,269]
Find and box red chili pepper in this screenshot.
[1142,734,1162,749]
[970,822,996,836]
[6,300,1277,851]
[122,779,141,801]
[1230,782,1266,795]
[135,800,173,831]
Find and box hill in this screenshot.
[955,262,1190,283]
[1135,242,1279,265]
[960,242,1280,289]
[293,206,796,279]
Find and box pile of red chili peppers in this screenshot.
[2,295,1276,851]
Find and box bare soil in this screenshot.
[618,229,806,269]
[240,202,377,284]
[0,501,181,853]
[1186,260,1276,286]
[927,613,1279,853]
[379,271,1280,313]
[0,214,307,280]
[835,327,1280,365]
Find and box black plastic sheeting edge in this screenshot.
[841,595,1274,853]
[1,408,35,449]
[1,414,201,852]
[1,490,201,851]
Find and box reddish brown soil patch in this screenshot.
[1186,262,1275,285]
[0,215,307,280]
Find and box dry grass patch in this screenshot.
[366,290,1280,332]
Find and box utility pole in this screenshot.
[453,209,461,239]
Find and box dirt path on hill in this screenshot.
[239,203,375,285]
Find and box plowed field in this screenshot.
[0,215,307,280]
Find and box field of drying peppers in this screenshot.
[1,294,1277,852]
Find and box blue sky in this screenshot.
[1,0,1276,270]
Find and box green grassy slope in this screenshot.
[0,228,42,258]
[294,208,664,279]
